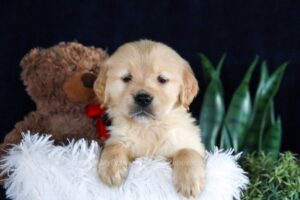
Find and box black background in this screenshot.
[0,0,299,198]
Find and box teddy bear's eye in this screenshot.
[157,75,168,84]
[122,74,132,83]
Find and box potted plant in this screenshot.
[198,54,300,199]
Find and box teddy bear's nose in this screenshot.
[81,73,97,88]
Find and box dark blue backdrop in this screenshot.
[0,0,299,197]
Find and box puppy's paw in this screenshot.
[98,157,129,186]
[173,168,205,198]
[97,144,130,187]
[172,149,206,198]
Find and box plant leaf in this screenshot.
[199,53,216,82]
[253,63,275,152]
[264,100,276,130]
[262,117,282,158]
[216,53,227,77]
[242,62,287,152]
[220,121,234,149]
[254,60,269,105]
[199,79,225,151]
[257,64,276,133]
[220,56,258,151]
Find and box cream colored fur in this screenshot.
[94,40,206,198]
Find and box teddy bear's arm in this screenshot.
[0,111,44,185]
[0,111,46,183]
[2,111,46,146]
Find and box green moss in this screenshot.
[241,152,300,200]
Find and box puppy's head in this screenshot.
[94,40,198,123]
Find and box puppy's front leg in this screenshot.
[98,143,130,186]
[172,149,206,198]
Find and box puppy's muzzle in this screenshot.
[134,92,153,107]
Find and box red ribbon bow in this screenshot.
[86,104,109,140]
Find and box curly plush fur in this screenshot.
[0,133,249,200]
[0,42,108,160]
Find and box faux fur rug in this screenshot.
[0,133,249,200]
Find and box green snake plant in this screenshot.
[198,54,287,157]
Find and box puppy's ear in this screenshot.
[94,63,109,107]
[180,63,199,110]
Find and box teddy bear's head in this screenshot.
[20,42,107,114]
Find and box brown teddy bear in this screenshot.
[0,41,108,154]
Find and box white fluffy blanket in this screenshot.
[1,133,249,200]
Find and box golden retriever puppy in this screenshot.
[94,40,206,198]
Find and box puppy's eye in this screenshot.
[122,74,132,83]
[157,75,168,84]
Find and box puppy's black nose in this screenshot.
[134,93,153,107]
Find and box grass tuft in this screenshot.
[241,152,300,200]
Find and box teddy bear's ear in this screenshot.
[93,62,109,107]
[95,48,109,61]
[20,48,41,82]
